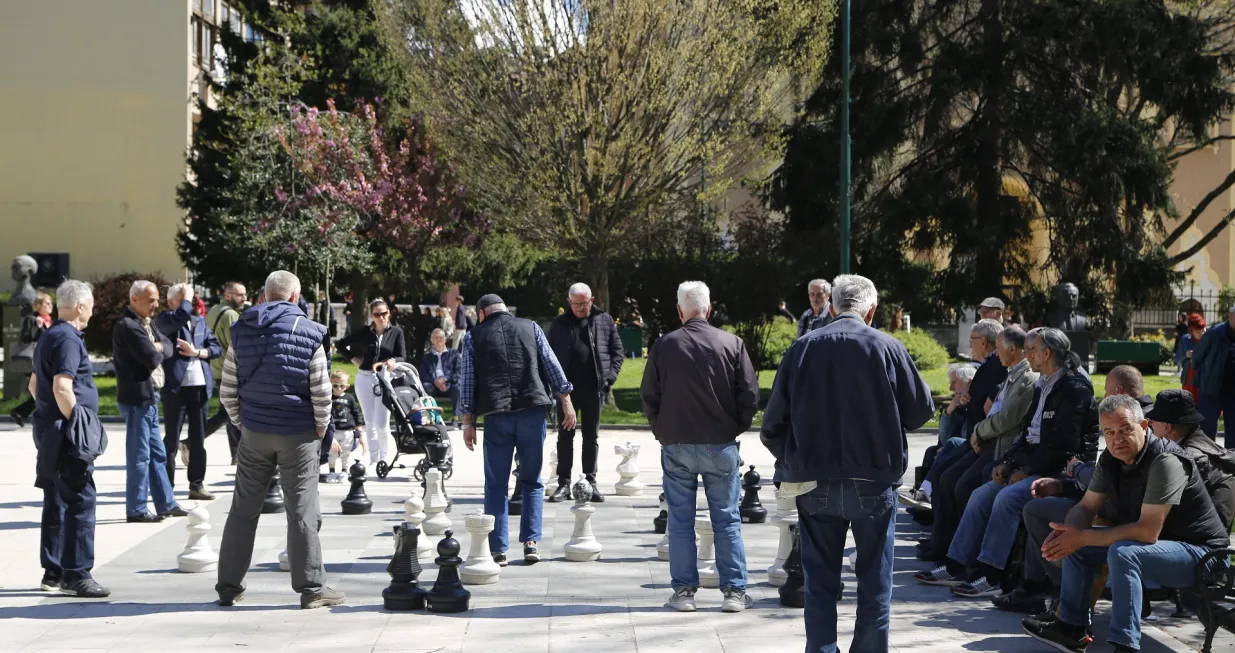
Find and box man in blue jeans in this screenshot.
[762,274,935,653]
[1025,394,1230,653]
[641,281,760,613]
[460,294,576,566]
[112,280,186,523]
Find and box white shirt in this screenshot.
[182,358,207,387]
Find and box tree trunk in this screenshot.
[584,252,612,315]
[349,274,370,336]
[973,0,1005,296]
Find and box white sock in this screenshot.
[920,480,933,499]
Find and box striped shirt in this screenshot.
[220,344,332,432]
[458,319,573,416]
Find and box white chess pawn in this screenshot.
[564,478,602,562]
[696,516,719,588]
[613,442,643,496]
[545,446,559,495]
[422,467,452,536]
[459,512,501,585]
[767,491,798,587]
[403,494,435,562]
[278,546,290,571]
[176,504,218,573]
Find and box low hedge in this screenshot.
[891,329,950,370]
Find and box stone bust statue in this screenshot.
[1045,282,1090,331]
[9,255,37,309]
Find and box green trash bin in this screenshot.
[619,326,643,358]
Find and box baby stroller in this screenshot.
[373,363,454,480]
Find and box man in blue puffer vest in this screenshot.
[215,270,345,610]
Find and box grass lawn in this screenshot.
[0,355,1184,427]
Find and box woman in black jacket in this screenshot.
[335,299,407,465]
[8,293,53,426]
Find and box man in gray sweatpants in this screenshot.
[215,270,344,609]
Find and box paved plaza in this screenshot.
[0,423,1230,652]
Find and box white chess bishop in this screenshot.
[564,477,602,562]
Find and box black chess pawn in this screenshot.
[779,523,805,608]
[341,460,373,515]
[384,523,428,610]
[425,530,471,613]
[739,466,767,524]
[653,493,667,534]
[261,474,285,514]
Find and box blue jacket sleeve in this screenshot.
[759,344,797,461]
[892,346,935,431]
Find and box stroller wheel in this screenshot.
[375,461,390,479]
[441,463,454,481]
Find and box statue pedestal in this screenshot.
[2,305,32,401]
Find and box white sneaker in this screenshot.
[721,588,754,613]
[665,587,698,612]
[914,565,964,587]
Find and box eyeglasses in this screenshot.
[372,312,390,318]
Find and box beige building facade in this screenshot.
[1169,121,1235,295]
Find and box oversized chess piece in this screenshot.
[422,466,452,536]
[509,454,523,517]
[696,516,719,588]
[767,491,798,587]
[424,441,453,510]
[403,495,436,562]
[341,460,373,515]
[278,546,290,571]
[425,530,471,613]
[779,523,805,608]
[653,493,667,534]
[176,504,218,573]
[459,512,501,585]
[613,442,643,496]
[384,523,428,610]
[564,478,602,561]
[262,475,285,514]
[544,446,558,496]
[739,466,767,524]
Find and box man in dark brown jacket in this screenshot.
[640,281,760,614]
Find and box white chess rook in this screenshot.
[656,495,671,561]
[176,504,218,573]
[404,495,435,562]
[564,479,603,562]
[767,491,799,587]
[613,442,643,496]
[545,446,559,494]
[459,512,501,585]
[422,467,452,536]
[696,515,719,588]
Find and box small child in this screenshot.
[328,371,366,483]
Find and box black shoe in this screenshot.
[992,587,1047,614]
[588,484,605,503]
[40,573,61,591]
[159,506,189,518]
[547,484,571,503]
[915,544,941,562]
[217,593,245,607]
[59,578,111,598]
[493,552,508,567]
[9,411,25,428]
[1022,618,1091,653]
[127,512,165,523]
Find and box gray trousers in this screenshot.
[217,428,325,597]
[1022,496,1075,586]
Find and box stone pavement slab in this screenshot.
[0,421,1231,652]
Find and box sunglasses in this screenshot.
[331,383,348,388]
[372,312,390,318]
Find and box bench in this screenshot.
[1184,548,1235,653]
[1095,340,1161,375]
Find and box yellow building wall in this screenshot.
[0,0,191,284]
[1167,120,1235,293]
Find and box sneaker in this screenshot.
[899,488,931,510]
[721,588,754,613]
[301,586,346,609]
[993,587,1048,614]
[188,487,215,501]
[40,573,61,591]
[493,552,509,567]
[952,576,1001,598]
[665,587,698,612]
[126,512,165,523]
[59,578,110,598]
[524,542,541,564]
[1022,618,1092,653]
[217,593,245,607]
[179,441,190,467]
[914,565,964,587]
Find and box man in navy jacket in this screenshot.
[157,283,222,500]
[1193,306,1235,446]
[762,274,934,653]
[419,328,462,425]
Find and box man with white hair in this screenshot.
[419,328,462,426]
[28,280,110,597]
[762,274,934,652]
[796,278,834,339]
[547,282,623,502]
[216,270,343,609]
[156,283,222,500]
[113,280,185,524]
[641,281,759,613]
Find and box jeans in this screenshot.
[425,385,462,421]
[355,371,391,463]
[923,437,967,489]
[947,476,1038,570]
[482,407,547,553]
[1199,392,1235,448]
[661,442,747,592]
[798,480,897,653]
[119,401,178,518]
[163,386,209,489]
[1022,497,1075,586]
[927,448,991,556]
[556,389,603,482]
[37,441,97,583]
[1059,539,1211,649]
[217,428,325,598]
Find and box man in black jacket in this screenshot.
[113,280,185,524]
[1026,395,1230,653]
[547,282,624,502]
[1147,389,1235,528]
[642,281,760,614]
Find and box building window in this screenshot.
[193,17,215,67]
[193,0,203,14]
[202,0,214,21]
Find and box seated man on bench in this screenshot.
[1025,394,1231,653]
